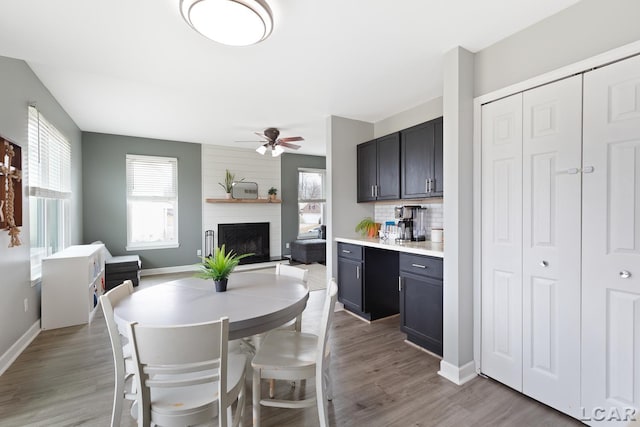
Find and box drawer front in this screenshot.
[337,243,363,261]
[399,253,443,279]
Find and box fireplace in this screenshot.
[218,222,270,265]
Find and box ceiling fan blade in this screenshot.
[278,142,301,150]
[279,136,304,142]
[254,131,269,140]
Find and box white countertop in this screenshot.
[335,236,444,258]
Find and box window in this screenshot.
[28,106,71,279]
[126,154,178,250]
[297,168,326,239]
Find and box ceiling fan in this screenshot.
[242,127,304,157]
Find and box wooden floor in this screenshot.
[0,274,583,427]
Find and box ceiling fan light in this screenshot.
[272,145,284,157]
[256,145,267,155]
[180,0,273,46]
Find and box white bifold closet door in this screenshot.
[522,75,582,417]
[582,54,640,423]
[481,93,524,391]
[481,75,582,415]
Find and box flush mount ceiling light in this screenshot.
[180,0,273,46]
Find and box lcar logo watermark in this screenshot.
[580,406,638,422]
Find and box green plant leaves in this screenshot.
[196,244,254,281]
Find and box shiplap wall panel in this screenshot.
[202,145,282,257]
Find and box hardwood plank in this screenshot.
[0,271,582,427]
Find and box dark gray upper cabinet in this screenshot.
[400,116,443,199]
[357,133,400,202]
[357,140,377,202]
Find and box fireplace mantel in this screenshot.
[205,198,281,204]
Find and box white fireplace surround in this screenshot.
[201,145,282,258]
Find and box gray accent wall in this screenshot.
[280,153,326,256]
[475,0,640,96]
[0,55,82,360]
[82,132,201,269]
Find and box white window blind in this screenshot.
[28,106,71,199]
[126,154,179,250]
[126,155,177,199]
[28,105,71,280]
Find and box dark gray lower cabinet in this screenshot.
[399,253,443,356]
[337,243,399,321]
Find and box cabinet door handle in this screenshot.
[356,266,360,279]
[371,185,374,197]
[583,166,595,174]
[411,263,426,269]
[425,179,429,193]
[431,178,436,192]
[620,270,631,279]
[375,185,379,198]
[341,249,351,254]
[398,276,402,292]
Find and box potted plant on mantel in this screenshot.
[268,187,278,201]
[218,169,243,199]
[197,245,253,292]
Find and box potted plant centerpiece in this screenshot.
[268,187,277,201]
[197,245,253,292]
[218,169,243,199]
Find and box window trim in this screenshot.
[297,168,326,240]
[125,154,179,251]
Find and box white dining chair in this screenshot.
[275,263,309,331]
[127,317,246,427]
[100,280,136,427]
[266,263,309,397]
[252,279,338,427]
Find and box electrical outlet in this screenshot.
[285,243,290,248]
[196,249,202,256]
[23,298,28,312]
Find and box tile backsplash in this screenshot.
[374,202,443,237]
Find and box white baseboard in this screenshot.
[140,264,199,276]
[0,320,40,376]
[140,260,289,277]
[438,360,477,385]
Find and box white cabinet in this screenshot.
[480,55,640,424]
[41,244,106,330]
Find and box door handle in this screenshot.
[411,263,426,269]
[425,179,429,194]
[375,185,379,198]
[398,276,402,292]
[540,260,549,267]
[341,249,351,254]
[356,266,360,279]
[583,166,595,174]
[620,270,631,279]
[371,185,374,197]
[565,168,580,175]
[431,178,436,192]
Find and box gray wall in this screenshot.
[82,132,201,269]
[326,116,375,281]
[475,0,640,96]
[0,55,82,361]
[280,153,326,256]
[374,97,443,138]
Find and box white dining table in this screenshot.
[113,272,309,341]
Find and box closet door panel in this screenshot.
[522,75,582,417]
[583,54,640,423]
[481,93,523,391]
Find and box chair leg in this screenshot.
[269,378,276,398]
[316,371,329,427]
[324,357,333,401]
[110,373,124,427]
[253,368,261,427]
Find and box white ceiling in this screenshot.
[0,0,579,155]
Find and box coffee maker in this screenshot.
[394,205,421,242]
